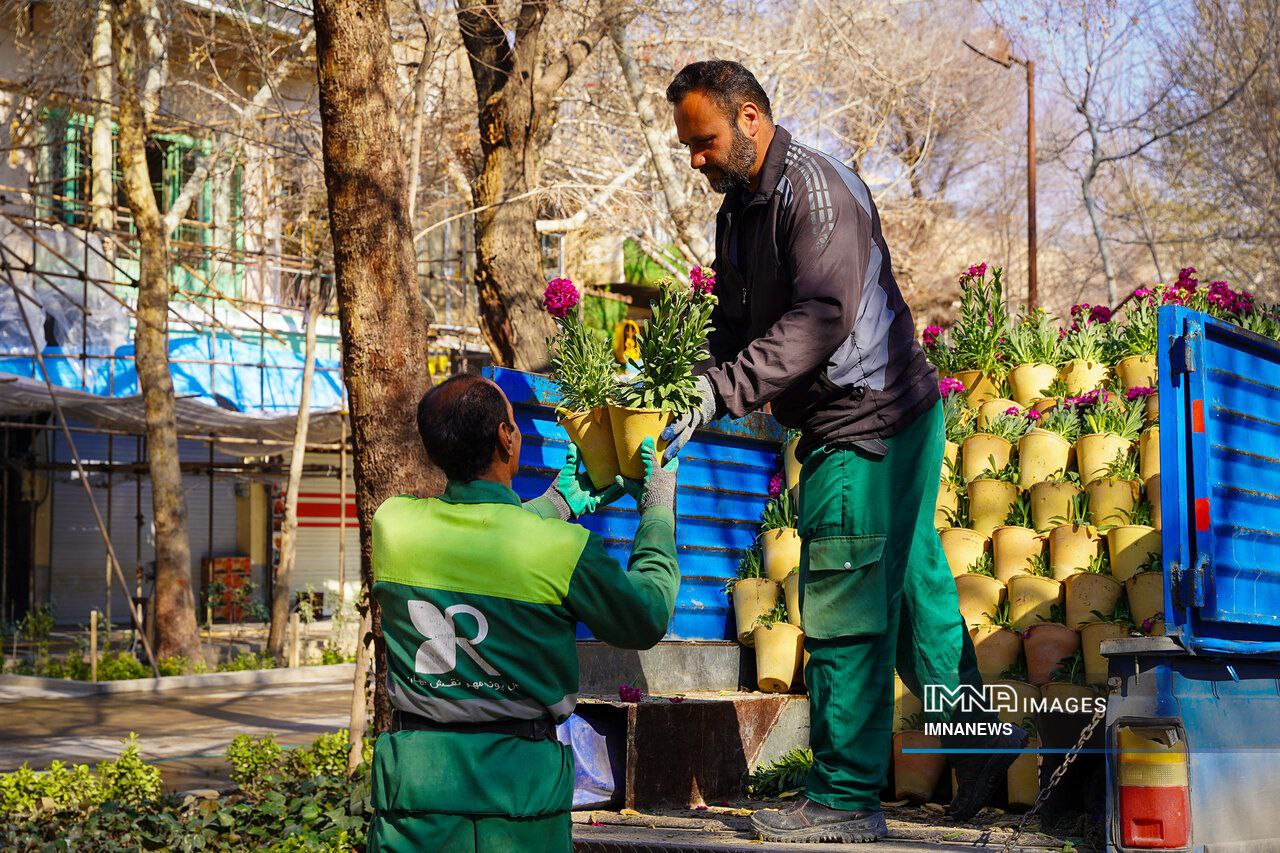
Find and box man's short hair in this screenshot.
[665,60,773,123]
[416,375,511,483]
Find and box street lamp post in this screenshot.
[964,30,1037,311]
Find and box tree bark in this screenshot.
[313,0,440,734]
[90,0,115,234]
[266,274,321,660]
[112,0,202,662]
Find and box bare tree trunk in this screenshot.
[313,0,440,734]
[347,603,372,776]
[112,0,201,662]
[266,274,320,660]
[91,0,114,235]
[1082,166,1118,304]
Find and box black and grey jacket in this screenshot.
[700,125,938,459]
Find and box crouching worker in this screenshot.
[367,374,680,852]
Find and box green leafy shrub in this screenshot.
[217,650,276,672]
[226,734,285,798]
[746,747,813,798]
[0,734,159,817]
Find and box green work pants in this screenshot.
[367,729,574,853]
[797,401,993,811]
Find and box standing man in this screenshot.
[368,375,679,851]
[661,61,1026,844]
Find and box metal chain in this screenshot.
[1000,703,1107,853]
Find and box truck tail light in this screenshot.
[1116,724,1191,849]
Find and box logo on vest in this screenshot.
[407,601,501,677]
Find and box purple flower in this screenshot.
[543,277,580,319]
[1004,406,1022,416]
[1140,613,1163,634]
[968,262,988,278]
[1133,287,1154,301]
[1178,266,1198,282]
[939,377,966,397]
[1025,408,1042,421]
[1090,305,1113,324]
[618,684,645,703]
[923,325,943,347]
[690,266,716,295]
[768,472,784,499]
[1125,386,1156,401]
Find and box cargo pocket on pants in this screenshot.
[801,535,888,640]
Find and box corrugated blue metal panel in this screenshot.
[1159,306,1280,651]
[487,367,784,641]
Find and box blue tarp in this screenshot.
[0,335,344,413]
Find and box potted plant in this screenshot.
[1127,384,1158,426]
[1007,717,1041,807]
[1030,375,1070,414]
[1018,404,1080,489]
[949,263,1010,407]
[923,324,957,381]
[1023,606,1081,686]
[1058,310,1111,395]
[544,277,622,488]
[977,397,1023,430]
[1125,558,1165,636]
[1029,470,1082,533]
[1076,392,1145,484]
[760,488,801,583]
[752,602,804,693]
[970,600,1023,678]
[936,467,962,531]
[1138,417,1159,482]
[993,493,1045,583]
[1086,452,1141,528]
[956,552,1005,627]
[961,410,1028,483]
[1048,491,1101,580]
[892,712,945,802]
[991,675,1041,725]
[1008,555,1064,630]
[967,455,1021,537]
[1107,500,1160,582]
[782,568,801,628]
[1082,600,1133,684]
[729,548,780,646]
[1042,650,1096,703]
[781,428,803,499]
[894,673,924,733]
[941,378,975,471]
[1112,287,1158,391]
[1064,552,1123,629]
[940,497,989,577]
[1003,309,1062,405]
[611,275,716,479]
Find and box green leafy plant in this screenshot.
[1038,602,1068,625]
[943,391,976,444]
[1004,492,1033,528]
[1060,314,1109,363]
[1049,650,1088,685]
[545,278,618,411]
[1124,499,1155,527]
[899,711,927,731]
[942,491,971,529]
[984,600,1016,630]
[1083,551,1113,575]
[983,412,1032,443]
[727,548,764,593]
[950,264,1011,373]
[760,491,798,532]
[966,552,996,578]
[1081,395,1145,441]
[1049,490,1091,527]
[616,278,716,411]
[1003,309,1061,365]
[1101,450,1140,482]
[0,734,161,817]
[1090,598,1135,628]
[1001,658,1030,681]
[754,601,790,629]
[1034,405,1082,443]
[1135,550,1163,574]
[217,650,276,672]
[1114,291,1159,359]
[746,747,814,798]
[976,454,1019,483]
[1026,552,1053,578]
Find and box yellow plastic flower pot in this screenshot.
[894,673,923,733]
[1023,623,1081,686]
[1049,524,1101,580]
[1009,363,1059,406]
[731,578,780,646]
[1060,359,1109,396]
[783,435,801,494]
[943,440,959,478]
[1007,737,1042,807]
[559,407,621,489]
[1029,481,1081,533]
[782,571,801,627]
[956,573,1007,628]
[1081,621,1128,684]
[968,479,1020,537]
[1086,478,1139,528]
[1018,429,1074,489]
[1008,575,1064,631]
[752,622,804,693]
[936,480,960,530]
[970,624,1023,679]
[1076,433,1133,485]
[1140,427,1159,482]
[1147,474,1162,529]
[961,433,1013,483]
[1125,571,1165,630]
[954,369,1000,408]
[940,528,989,577]
[893,731,945,802]
[1107,525,1160,583]
[1116,354,1157,391]
[990,679,1040,726]
[993,525,1045,584]
[1146,392,1159,425]
[978,398,1022,430]
[608,405,673,480]
[762,528,802,583]
[1031,396,1059,414]
[1064,572,1123,629]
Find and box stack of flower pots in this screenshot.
[918,263,1170,808]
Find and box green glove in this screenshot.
[615,437,678,513]
[542,444,624,520]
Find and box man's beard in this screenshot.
[703,124,757,194]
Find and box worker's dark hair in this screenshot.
[665,60,773,123]
[416,375,512,483]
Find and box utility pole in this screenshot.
[964,30,1037,310]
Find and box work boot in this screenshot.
[751,797,888,844]
[947,725,1031,822]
